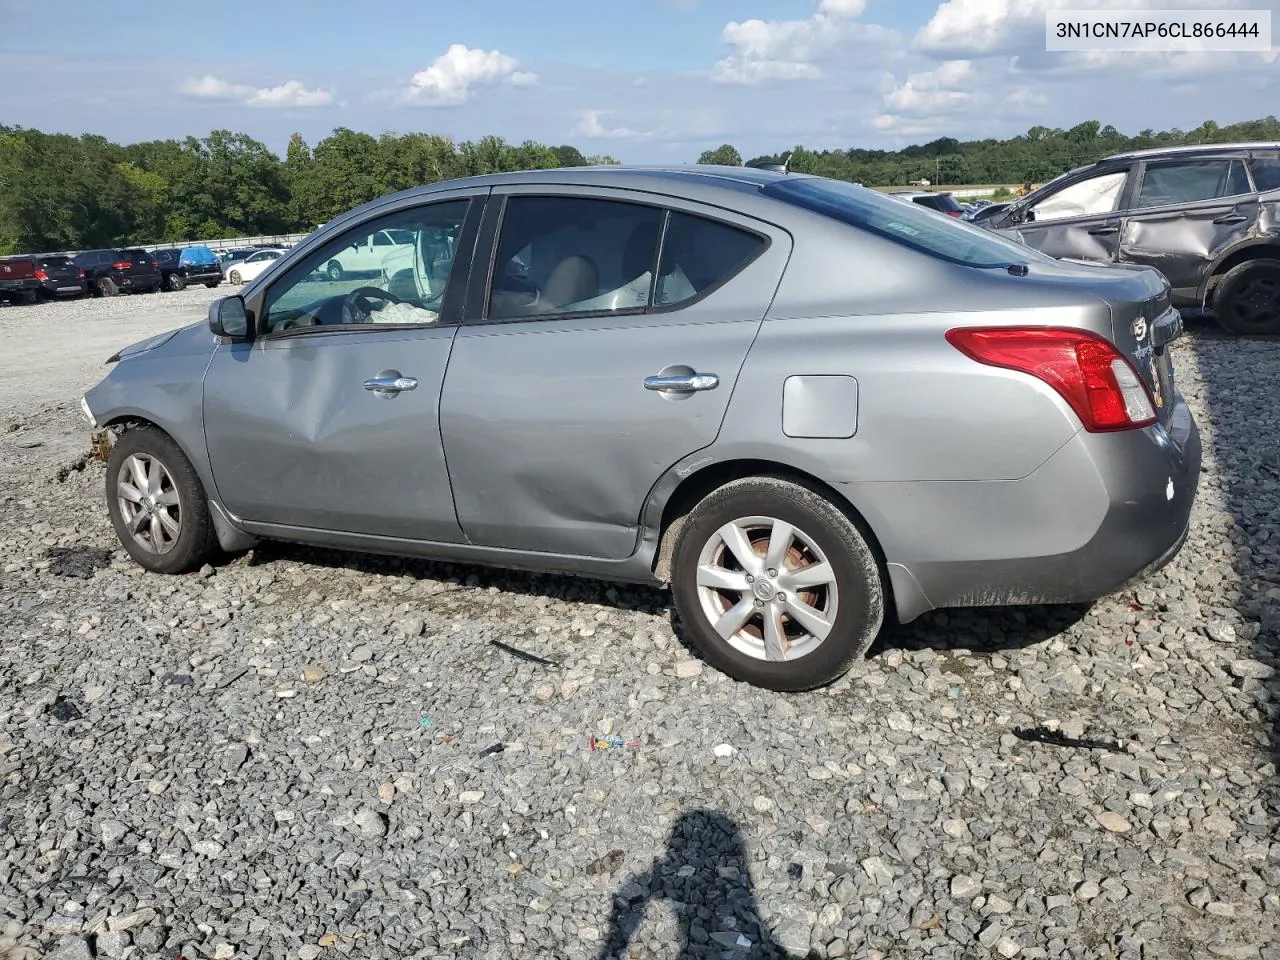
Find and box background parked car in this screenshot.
[966,201,1012,224]
[218,247,262,273]
[33,254,87,299]
[980,141,1280,334]
[0,257,40,304]
[225,248,284,284]
[320,227,414,280]
[153,246,223,291]
[73,248,162,297]
[886,189,966,217]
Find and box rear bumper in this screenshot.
[844,397,1202,623]
[118,273,160,290]
[40,279,86,296]
[0,279,39,295]
[181,268,222,282]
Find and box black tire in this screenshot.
[168,273,186,292]
[1214,260,1280,336]
[205,280,220,289]
[326,260,343,282]
[105,426,217,575]
[228,270,242,285]
[98,277,118,298]
[670,477,885,692]
[18,290,37,305]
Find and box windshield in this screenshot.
[763,177,1049,269]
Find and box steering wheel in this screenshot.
[342,286,405,324]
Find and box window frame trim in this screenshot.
[466,189,773,328]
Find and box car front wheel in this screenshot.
[106,426,217,575]
[670,477,885,691]
[168,273,186,292]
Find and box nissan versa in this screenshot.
[81,167,1201,691]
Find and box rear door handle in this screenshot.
[363,374,418,397]
[643,372,720,393]
[1087,225,1119,236]
[1212,213,1248,224]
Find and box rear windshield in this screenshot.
[921,194,964,213]
[122,249,152,260]
[179,246,217,265]
[39,255,73,267]
[764,177,1045,268]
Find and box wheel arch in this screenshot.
[647,457,896,617]
[1201,241,1280,305]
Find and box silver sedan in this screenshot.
[82,166,1200,691]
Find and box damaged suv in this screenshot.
[982,143,1280,335]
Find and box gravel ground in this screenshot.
[1,292,1278,960]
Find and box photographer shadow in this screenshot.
[596,810,805,960]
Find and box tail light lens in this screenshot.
[150,260,158,268]
[946,326,1157,432]
[946,210,962,217]
[113,261,130,269]
[34,269,47,281]
[78,269,85,278]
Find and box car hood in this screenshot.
[107,320,210,364]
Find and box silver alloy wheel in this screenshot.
[116,453,182,554]
[695,515,839,661]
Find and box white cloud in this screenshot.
[882,59,977,114]
[576,110,651,140]
[916,0,1251,59]
[712,0,891,84]
[403,43,537,105]
[180,75,333,108]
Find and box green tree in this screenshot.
[552,145,588,166]
[697,144,742,166]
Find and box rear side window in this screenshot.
[655,212,766,306]
[1136,159,1251,208]
[489,197,665,319]
[764,177,1042,268]
[1250,157,1280,192]
[917,194,963,213]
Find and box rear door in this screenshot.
[1117,156,1258,303]
[438,187,791,559]
[1004,166,1134,264]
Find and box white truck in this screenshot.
[323,228,415,282]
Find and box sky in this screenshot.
[1,0,1278,160]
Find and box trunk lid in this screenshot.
[38,258,80,283]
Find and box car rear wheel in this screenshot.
[1215,260,1280,336]
[106,426,217,575]
[327,260,344,282]
[97,277,118,297]
[205,280,220,289]
[670,477,885,691]
[168,273,186,292]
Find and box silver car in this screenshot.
[81,167,1201,691]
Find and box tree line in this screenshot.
[0,127,617,255]
[703,115,1280,186]
[4,115,1279,255]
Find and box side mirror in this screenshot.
[208,295,252,340]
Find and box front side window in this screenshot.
[655,212,766,306]
[262,199,469,334]
[1030,171,1128,222]
[1136,159,1252,208]
[764,177,1043,268]
[489,197,664,320]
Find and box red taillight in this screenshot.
[34,269,47,281]
[150,260,158,268]
[78,269,85,278]
[946,210,962,217]
[945,326,1158,432]
[113,261,130,269]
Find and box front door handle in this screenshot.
[1212,213,1248,224]
[644,372,720,393]
[363,374,418,397]
[1087,225,1119,236]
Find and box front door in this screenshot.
[1005,167,1132,265]
[439,188,791,559]
[1118,156,1258,302]
[203,196,479,542]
